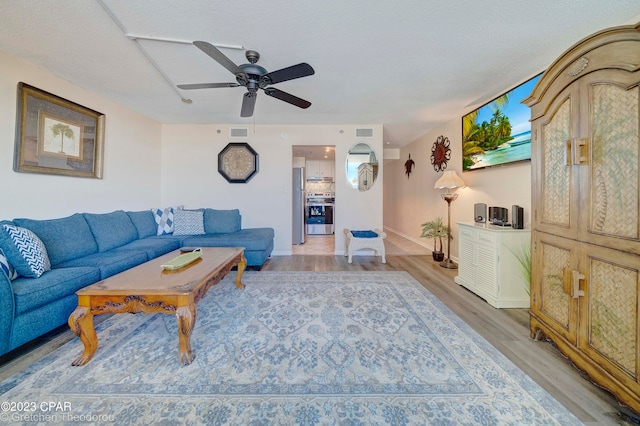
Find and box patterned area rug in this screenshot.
[1,271,581,425]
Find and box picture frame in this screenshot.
[462,73,541,171]
[14,82,105,178]
[217,142,259,183]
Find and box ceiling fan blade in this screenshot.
[177,82,240,90]
[264,88,311,109]
[261,63,315,86]
[241,92,257,117]
[193,41,242,75]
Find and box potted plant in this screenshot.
[420,217,450,262]
[509,243,531,295]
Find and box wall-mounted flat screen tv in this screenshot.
[462,73,542,171]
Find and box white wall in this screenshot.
[0,50,162,220]
[383,118,531,259]
[1,46,524,263]
[160,124,383,255]
[0,48,384,255]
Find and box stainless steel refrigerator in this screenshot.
[292,167,305,244]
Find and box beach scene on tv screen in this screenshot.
[462,74,541,171]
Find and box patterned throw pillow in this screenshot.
[152,207,174,235]
[1,224,51,278]
[0,247,18,280]
[173,209,205,236]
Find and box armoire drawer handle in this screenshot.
[563,269,585,298]
[564,138,589,166]
[572,138,589,165]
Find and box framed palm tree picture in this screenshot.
[462,73,541,171]
[14,82,105,178]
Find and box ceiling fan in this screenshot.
[177,41,315,117]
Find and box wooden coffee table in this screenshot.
[68,247,246,366]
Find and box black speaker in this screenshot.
[512,205,524,229]
[474,203,487,223]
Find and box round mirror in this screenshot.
[346,143,378,191]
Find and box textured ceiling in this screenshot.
[1,1,639,148]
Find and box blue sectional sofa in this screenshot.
[0,208,274,357]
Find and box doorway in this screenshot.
[292,145,336,255]
[292,234,335,255]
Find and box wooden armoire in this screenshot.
[523,23,640,412]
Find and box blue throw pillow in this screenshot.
[173,209,205,236]
[0,247,18,280]
[152,208,174,235]
[0,224,51,278]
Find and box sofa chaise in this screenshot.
[0,208,273,357]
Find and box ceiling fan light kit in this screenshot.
[177,41,315,117]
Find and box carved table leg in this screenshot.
[176,304,197,365]
[68,306,98,366]
[235,253,246,289]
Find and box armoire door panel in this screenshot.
[578,243,640,389]
[533,86,581,239]
[531,232,579,345]
[579,74,640,255]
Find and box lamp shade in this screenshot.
[434,170,465,190]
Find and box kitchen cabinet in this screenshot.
[306,160,334,180]
[523,22,640,412]
[455,222,530,308]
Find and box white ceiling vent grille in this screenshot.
[230,128,249,138]
[356,128,374,138]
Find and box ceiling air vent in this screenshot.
[230,128,249,138]
[356,128,374,138]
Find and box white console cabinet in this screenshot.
[455,222,530,308]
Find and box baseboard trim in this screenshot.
[383,226,459,263]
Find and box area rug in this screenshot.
[0,271,581,425]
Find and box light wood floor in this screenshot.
[0,231,636,424]
[279,231,634,425]
[291,229,432,256]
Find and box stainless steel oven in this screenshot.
[305,193,335,235]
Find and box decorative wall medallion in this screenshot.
[217,143,259,183]
[430,135,451,172]
[404,154,415,178]
[567,57,589,77]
